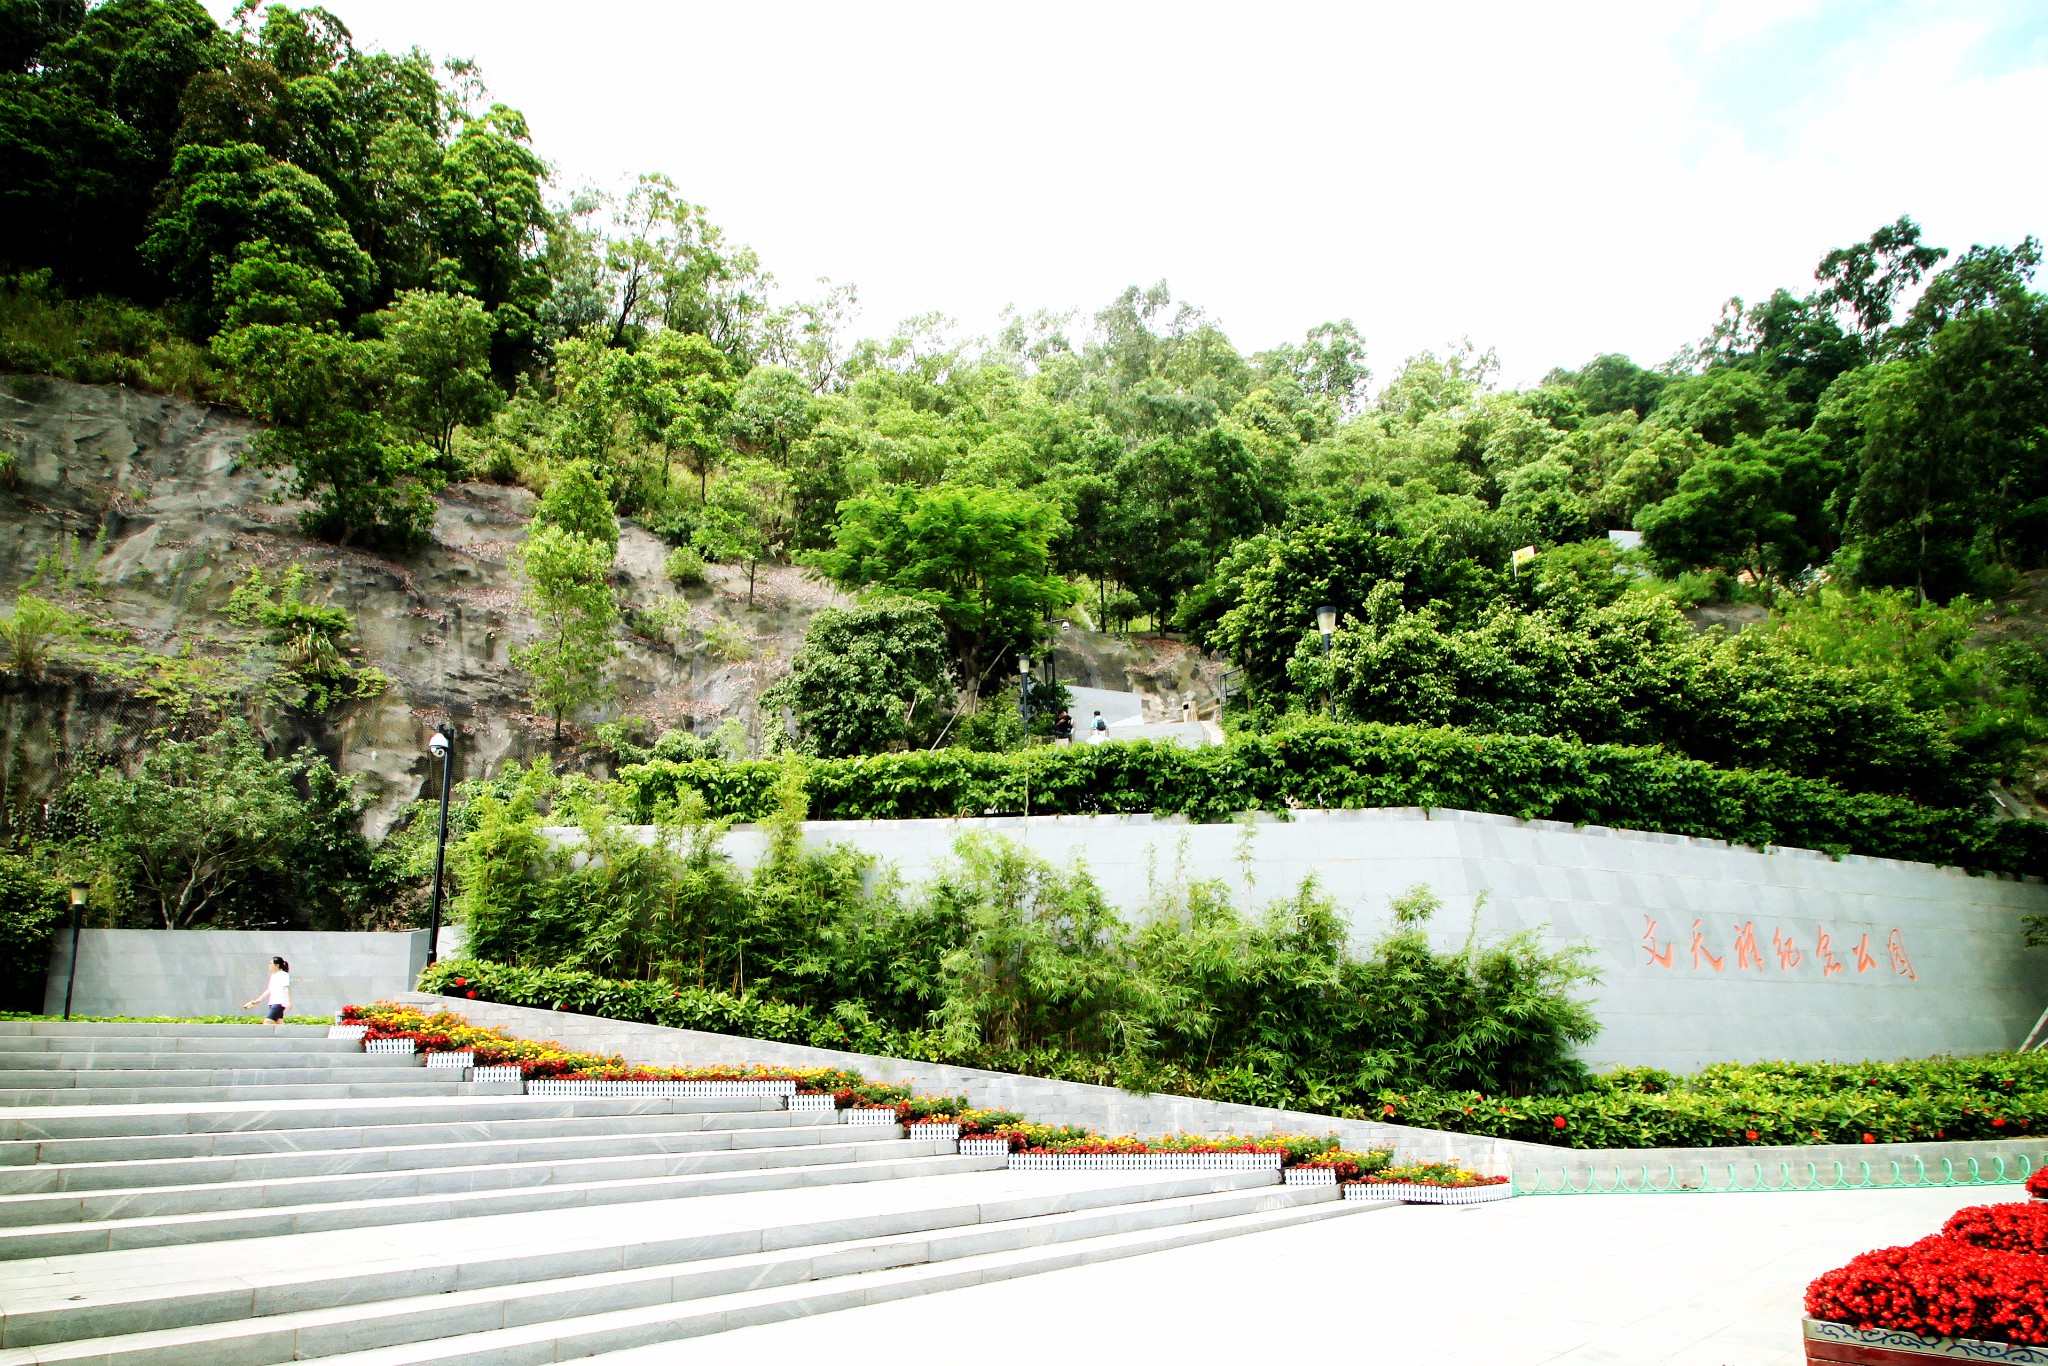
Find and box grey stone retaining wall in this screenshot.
[566,806,2048,1072]
[49,929,429,1021]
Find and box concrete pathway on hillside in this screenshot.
[596,1184,2006,1365]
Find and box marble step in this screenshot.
[0,1112,848,1194]
[0,1148,999,1258]
[0,1172,1307,1359]
[0,1080,511,1108]
[4,1104,827,1168]
[318,1197,1376,1365]
[0,1037,366,1055]
[0,1025,331,1039]
[0,1052,409,1073]
[0,1094,784,1143]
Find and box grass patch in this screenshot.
[0,273,223,401]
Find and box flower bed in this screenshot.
[2029,1169,2048,1201]
[338,1002,863,1092]
[1807,1198,2048,1352]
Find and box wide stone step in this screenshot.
[0,1170,1300,1357]
[0,1113,849,1194]
[0,1094,783,1143]
[0,1037,366,1055]
[0,1080,514,1108]
[0,1148,997,1257]
[0,1052,407,1072]
[7,1104,827,1168]
[0,1131,926,1225]
[0,1066,429,1089]
[0,1024,331,1039]
[322,1198,1375,1365]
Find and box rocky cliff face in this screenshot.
[0,376,1228,835]
[0,375,844,834]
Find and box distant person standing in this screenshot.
[1052,711,1073,744]
[1089,710,1108,744]
[244,957,291,1023]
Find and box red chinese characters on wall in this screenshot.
[1639,918,1918,981]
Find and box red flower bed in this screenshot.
[1806,1229,2048,1345]
[1944,1203,2048,1256]
[2028,1167,2048,1200]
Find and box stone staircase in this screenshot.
[0,1020,1379,1363]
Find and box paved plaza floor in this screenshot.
[601,1183,2010,1365]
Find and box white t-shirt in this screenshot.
[264,971,291,1007]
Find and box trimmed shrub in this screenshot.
[613,720,2048,876]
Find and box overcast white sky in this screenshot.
[208,0,2047,387]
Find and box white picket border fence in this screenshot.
[365,1038,416,1056]
[524,1078,801,1098]
[1009,1152,1283,1172]
[472,1065,524,1085]
[327,1025,368,1042]
[1282,1166,1339,1186]
[1344,1180,1513,1205]
[787,1094,838,1114]
[423,1052,473,1070]
[843,1106,901,1126]
[906,1122,961,1143]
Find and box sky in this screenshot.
[206,0,2048,388]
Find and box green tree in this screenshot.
[1635,429,1843,581]
[216,320,442,548]
[762,598,953,756]
[142,140,373,333]
[1815,215,1948,351]
[377,289,502,462]
[531,459,618,554]
[812,484,1074,695]
[0,0,225,295]
[694,456,787,605]
[66,722,340,929]
[512,523,618,739]
[1845,293,2048,598]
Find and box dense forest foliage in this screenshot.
[3,0,2046,992]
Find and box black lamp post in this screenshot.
[62,882,85,1021]
[425,727,453,969]
[1316,605,1337,715]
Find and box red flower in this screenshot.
[1995,1118,2008,1128]
[1744,1130,1759,1142]
[1808,1233,2048,1344]
[1862,1134,1876,1143]
[1552,1116,1567,1130]
[466,990,478,999]
[1381,1104,1396,1117]
[453,977,466,987]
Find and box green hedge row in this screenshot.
[615,721,2048,876]
[419,959,826,1046]
[421,958,2048,1150]
[1376,1057,2048,1149]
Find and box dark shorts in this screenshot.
[265,1004,285,1022]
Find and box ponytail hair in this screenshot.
[271,957,289,972]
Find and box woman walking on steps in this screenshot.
[244,956,291,1023]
